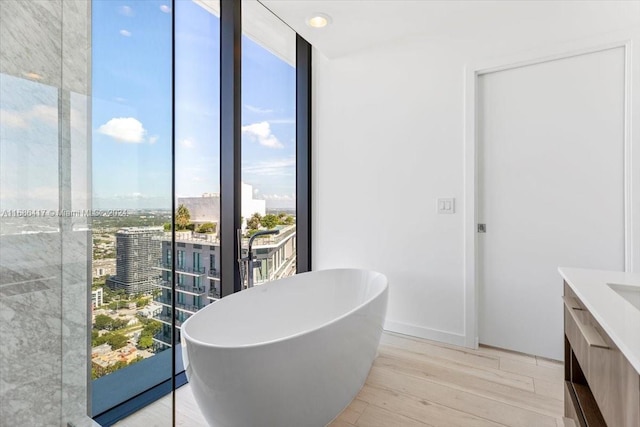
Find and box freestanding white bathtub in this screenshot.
[181,268,388,427]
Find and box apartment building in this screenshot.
[106,227,164,295]
[152,225,297,349]
[91,287,104,309]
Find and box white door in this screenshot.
[477,47,626,360]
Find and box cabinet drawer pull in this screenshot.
[563,297,610,349]
[563,296,582,310]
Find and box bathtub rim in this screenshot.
[181,268,388,350]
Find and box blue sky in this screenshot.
[92,0,296,210]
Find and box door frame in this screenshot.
[462,37,634,349]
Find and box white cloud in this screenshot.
[120,29,132,37]
[242,158,295,176]
[179,138,194,148]
[160,4,171,13]
[119,5,134,16]
[0,109,29,128]
[148,135,159,144]
[97,117,147,143]
[260,194,295,200]
[241,121,283,149]
[244,104,273,114]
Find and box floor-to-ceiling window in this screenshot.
[171,0,221,363]
[91,0,173,423]
[241,1,298,284]
[90,0,310,424]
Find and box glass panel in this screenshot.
[1,1,93,425]
[91,0,172,420]
[173,0,220,424]
[241,1,297,288]
[0,72,64,425]
[172,0,220,336]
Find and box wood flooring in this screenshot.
[115,331,573,427]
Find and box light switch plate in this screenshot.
[437,198,455,214]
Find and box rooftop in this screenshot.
[154,225,297,248]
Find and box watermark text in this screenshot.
[0,209,129,218]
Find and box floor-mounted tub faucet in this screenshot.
[238,229,280,289]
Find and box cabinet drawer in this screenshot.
[564,381,582,426]
[564,282,640,427]
[564,305,591,377]
[587,322,640,427]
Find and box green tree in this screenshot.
[163,222,171,231]
[106,333,129,350]
[176,204,191,230]
[138,335,153,349]
[92,277,106,290]
[282,215,295,225]
[93,334,108,347]
[143,320,162,335]
[94,314,112,331]
[260,214,279,229]
[111,318,129,330]
[103,287,125,304]
[135,297,149,308]
[197,222,216,233]
[245,229,260,238]
[246,212,261,230]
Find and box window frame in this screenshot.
[91,0,312,423]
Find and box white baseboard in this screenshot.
[383,319,468,348]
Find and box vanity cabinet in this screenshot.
[564,282,640,427]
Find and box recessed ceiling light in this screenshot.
[306,13,331,28]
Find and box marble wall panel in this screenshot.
[0,284,62,426]
[62,0,90,95]
[0,0,92,425]
[0,0,63,88]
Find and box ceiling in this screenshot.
[260,0,640,59]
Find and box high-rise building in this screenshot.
[151,184,294,349]
[151,226,297,349]
[106,227,164,295]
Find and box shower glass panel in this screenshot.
[0,0,92,425]
[241,1,297,286]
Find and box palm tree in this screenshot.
[176,204,191,230]
[246,212,262,230]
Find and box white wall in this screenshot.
[312,10,640,346]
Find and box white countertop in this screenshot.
[559,267,640,374]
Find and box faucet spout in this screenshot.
[244,229,280,288]
[248,228,280,248]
